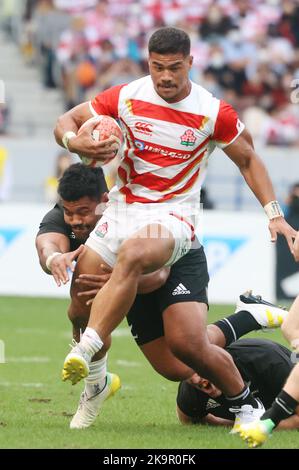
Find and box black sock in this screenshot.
[225,384,261,409]
[214,311,261,346]
[261,390,298,427]
[213,390,260,412]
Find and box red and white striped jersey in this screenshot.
[89,75,244,215]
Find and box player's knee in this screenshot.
[167,335,213,376]
[166,334,193,361]
[69,282,90,311]
[67,303,89,330]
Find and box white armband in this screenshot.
[62,131,77,150]
[46,252,62,272]
[264,201,284,220]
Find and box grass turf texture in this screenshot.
[0,296,297,449]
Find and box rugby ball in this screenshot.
[78,115,123,167]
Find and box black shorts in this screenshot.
[126,246,209,345]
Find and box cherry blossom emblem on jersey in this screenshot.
[180,129,196,147]
[95,222,108,238]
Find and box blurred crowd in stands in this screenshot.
[1,0,299,146]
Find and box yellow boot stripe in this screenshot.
[266,309,275,328]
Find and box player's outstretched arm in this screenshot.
[54,102,119,162]
[136,267,171,294]
[224,129,297,253]
[36,232,84,286]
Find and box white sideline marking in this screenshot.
[7,357,50,363]
[116,360,141,367]
[0,381,44,388]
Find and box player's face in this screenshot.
[149,52,193,103]
[62,196,105,241]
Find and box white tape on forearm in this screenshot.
[264,201,284,220]
[46,252,62,272]
[62,131,76,150]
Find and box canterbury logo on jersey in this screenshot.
[134,140,192,159]
[134,121,153,135]
[172,283,191,296]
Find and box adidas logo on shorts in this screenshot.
[172,283,191,296]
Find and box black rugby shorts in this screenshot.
[127,246,209,345]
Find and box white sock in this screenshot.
[80,327,103,357]
[84,354,107,398]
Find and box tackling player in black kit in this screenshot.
[36,163,108,285]
[36,163,287,430]
[176,338,299,431]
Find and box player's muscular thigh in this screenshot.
[119,225,174,274]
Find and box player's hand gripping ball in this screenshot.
[78,115,123,167]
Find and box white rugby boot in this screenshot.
[235,290,287,329]
[230,398,265,435]
[70,373,121,429]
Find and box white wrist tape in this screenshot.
[62,131,76,150]
[264,200,284,220]
[46,252,62,272]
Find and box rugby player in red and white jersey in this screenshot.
[54,27,296,430]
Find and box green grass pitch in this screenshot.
[0,296,297,449]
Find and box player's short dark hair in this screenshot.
[58,163,108,201]
[148,27,191,57]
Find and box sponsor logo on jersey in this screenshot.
[134,140,192,159]
[134,121,153,136]
[95,221,108,238]
[135,140,146,150]
[180,129,196,147]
